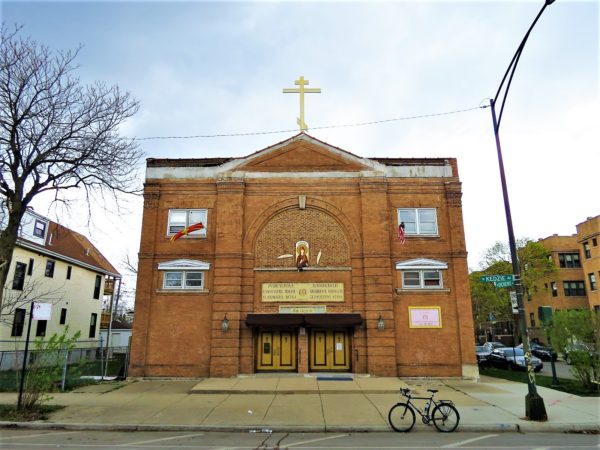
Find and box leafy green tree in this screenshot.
[546,310,599,390]
[471,239,556,339]
[470,269,512,337]
[19,326,81,411]
[481,239,556,298]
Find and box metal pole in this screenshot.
[490,98,547,421]
[103,277,121,379]
[550,357,560,387]
[61,348,69,392]
[17,302,34,410]
[99,335,104,380]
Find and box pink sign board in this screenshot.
[409,306,442,328]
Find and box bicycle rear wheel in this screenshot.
[431,403,460,432]
[388,402,416,432]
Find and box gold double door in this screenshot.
[256,329,351,372]
[309,329,351,371]
[256,330,297,371]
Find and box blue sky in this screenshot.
[2,1,598,303]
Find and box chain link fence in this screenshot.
[0,339,130,392]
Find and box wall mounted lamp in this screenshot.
[221,314,229,332]
[377,314,385,331]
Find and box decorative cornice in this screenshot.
[157,259,211,270]
[395,258,448,270]
[143,192,160,209]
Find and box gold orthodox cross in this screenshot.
[283,76,321,132]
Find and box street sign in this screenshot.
[510,291,519,314]
[495,280,514,288]
[479,274,514,283]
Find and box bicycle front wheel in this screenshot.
[431,403,460,432]
[388,402,416,432]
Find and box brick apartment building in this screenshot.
[130,133,476,378]
[527,215,600,341]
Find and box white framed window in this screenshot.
[33,219,47,238]
[168,209,207,237]
[158,259,210,291]
[163,271,204,289]
[396,258,447,290]
[402,270,443,289]
[397,208,438,235]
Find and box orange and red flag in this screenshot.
[170,222,205,242]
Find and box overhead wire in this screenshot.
[133,104,489,141]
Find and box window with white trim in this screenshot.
[402,270,443,289]
[168,209,207,237]
[163,271,204,289]
[396,258,447,290]
[33,219,47,238]
[397,208,438,235]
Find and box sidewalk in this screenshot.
[0,374,598,433]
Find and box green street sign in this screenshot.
[479,274,514,283]
[494,280,514,288]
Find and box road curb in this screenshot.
[1,421,598,434]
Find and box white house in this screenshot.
[1,209,120,351]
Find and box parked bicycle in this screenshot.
[388,388,460,432]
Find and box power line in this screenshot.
[134,104,488,141]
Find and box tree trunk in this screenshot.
[0,203,26,315]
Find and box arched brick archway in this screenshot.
[244,197,362,261]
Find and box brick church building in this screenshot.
[130,133,477,378]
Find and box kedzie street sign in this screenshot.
[479,274,514,283]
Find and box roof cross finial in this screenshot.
[283,76,321,132]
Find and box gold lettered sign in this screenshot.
[279,305,327,314]
[262,283,344,302]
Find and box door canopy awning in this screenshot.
[245,313,363,328]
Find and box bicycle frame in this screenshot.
[389,388,460,433]
[400,388,454,422]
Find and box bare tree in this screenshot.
[121,253,138,275]
[0,278,66,326]
[0,26,142,311]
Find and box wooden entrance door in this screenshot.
[256,330,297,371]
[309,329,351,371]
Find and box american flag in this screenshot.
[398,222,406,245]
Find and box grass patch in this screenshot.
[0,357,125,392]
[0,404,65,421]
[479,366,600,397]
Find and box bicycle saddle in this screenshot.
[427,389,439,393]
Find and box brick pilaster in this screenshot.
[209,180,245,377]
[359,178,397,376]
[129,185,160,376]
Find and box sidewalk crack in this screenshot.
[363,391,388,426]
[200,392,232,425]
[318,383,327,431]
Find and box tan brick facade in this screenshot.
[527,215,600,342]
[130,134,477,378]
[577,216,600,311]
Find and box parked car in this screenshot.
[487,347,543,372]
[517,342,558,361]
[475,345,492,366]
[563,343,596,365]
[482,341,506,352]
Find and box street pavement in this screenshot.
[0,374,598,433]
[539,359,576,380]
